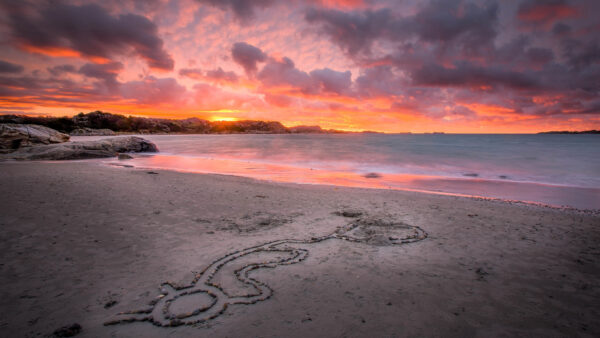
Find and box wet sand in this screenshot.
[0,161,599,337]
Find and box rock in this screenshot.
[363,172,382,179]
[0,123,69,153]
[333,209,363,218]
[53,323,81,337]
[118,153,134,160]
[1,136,158,160]
[69,127,116,136]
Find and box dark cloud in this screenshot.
[493,36,554,68]
[3,2,174,70]
[526,47,554,67]
[258,57,314,93]
[205,67,239,83]
[517,0,577,27]
[305,0,498,57]
[179,68,204,80]
[232,42,267,75]
[309,68,352,95]
[356,66,406,98]
[561,39,600,70]
[552,22,572,36]
[79,62,124,92]
[197,0,275,22]
[411,62,539,90]
[0,60,24,73]
[47,64,77,76]
[410,0,498,55]
[305,8,397,56]
[257,56,354,97]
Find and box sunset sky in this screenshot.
[0,0,599,133]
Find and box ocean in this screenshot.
[77,133,600,210]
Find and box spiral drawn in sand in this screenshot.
[104,217,428,327]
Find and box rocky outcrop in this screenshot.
[69,127,116,136]
[0,123,70,153]
[1,136,158,160]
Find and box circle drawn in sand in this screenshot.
[105,216,427,328]
[336,218,426,246]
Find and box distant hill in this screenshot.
[538,130,600,134]
[0,111,349,135]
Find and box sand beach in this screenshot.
[1,161,599,337]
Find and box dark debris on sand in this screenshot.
[53,323,81,337]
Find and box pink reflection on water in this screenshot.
[116,155,600,210]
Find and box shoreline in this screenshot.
[3,157,599,213]
[1,161,599,337]
[111,161,600,214]
[105,154,600,211]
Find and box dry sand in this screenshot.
[0,161,599,337]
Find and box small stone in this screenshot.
[53,323,82,337]
[333,210,363,218]
[363,172,381,179]
[118,153,133,160]
[104,300,117,308]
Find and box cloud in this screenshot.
[305,8,397,56]
[561,39,600,70]
[179,67,239,84]
[309,68,352,95]
[411,62,539,90]
[232,42,267,75]
[178,68,204,80]
[79,62,124,92]
[258,57,314,93]
[197,0,275,22]
[3,2,174,70]
[305,0,498,57]
[517,0,578,28]
[47,64,77,76]
[205,67,239,83]
[121,76,187,105]
[0,60,24,73]
[356,66,406,98]
[256,55,355,100]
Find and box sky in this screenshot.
[0,0,599,133]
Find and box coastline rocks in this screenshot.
[69,127,116,136]
[0,123,70,153]
[1,136,158,160]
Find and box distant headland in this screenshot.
[0,111,357,135]
[537,130,599,134]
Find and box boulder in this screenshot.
[69,127,116,136]
[1,136,158,160]
[0,123,70,153]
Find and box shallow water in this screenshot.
[74,134,600,210]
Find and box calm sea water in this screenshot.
[77,134,600,209]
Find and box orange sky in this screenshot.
[0,0,599,133]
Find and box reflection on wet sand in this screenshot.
[110,154,600,210]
